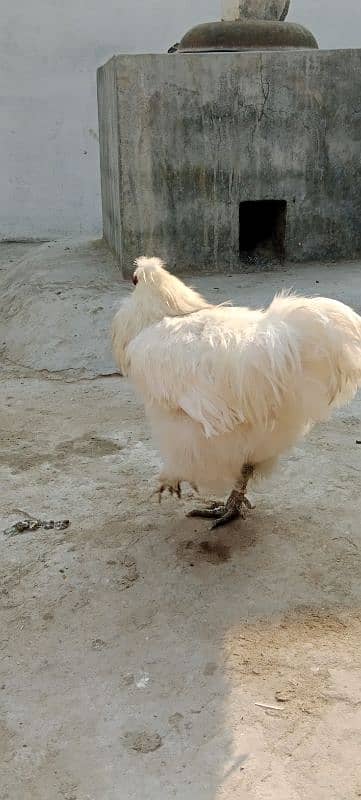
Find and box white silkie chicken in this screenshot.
[112,257,361,529]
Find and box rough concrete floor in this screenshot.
[0,242,42,273]
[1,240,361,800]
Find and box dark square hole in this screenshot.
[239,200,287,262]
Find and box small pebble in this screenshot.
[91,638,107,650]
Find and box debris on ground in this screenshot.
[255,702,285,712]
[91,638,107,650]
[275,688,296,703]
[135,671,150,689]
[124,731,163,753]
[3,519,70,536]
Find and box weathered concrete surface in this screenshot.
[0,243,41,273]
[0,238,124,378]
[97,61,122,262]
[98,50,361,276]
[1,239,361,799]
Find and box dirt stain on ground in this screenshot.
[123,731,163,753]
[177,538,231,565]
[0,434,122,472]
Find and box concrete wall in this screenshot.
[0,0,219,241]
[1,0,361,241]
[98,49,361,275]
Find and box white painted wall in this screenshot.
[1,0,360,240]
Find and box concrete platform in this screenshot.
[98,50,361,275]
[1,240,361,799]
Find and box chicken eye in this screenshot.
[132,274,138,286]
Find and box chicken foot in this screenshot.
[154,479,199,503]
[187,464,254,530]
[155,480,182,503]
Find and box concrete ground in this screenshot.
[1,239,361,800]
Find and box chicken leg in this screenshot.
[187,464,254,530]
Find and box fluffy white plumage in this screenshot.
[112,257,361,499]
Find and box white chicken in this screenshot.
[112,257,361,528]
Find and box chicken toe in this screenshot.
[187,503,227,520]
[154,480,182,503]
[187,489,253,529]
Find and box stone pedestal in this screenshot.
[179,0,317,52]
[98,49,361,277]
